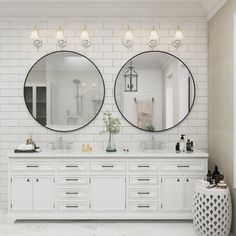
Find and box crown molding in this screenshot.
[0,0,227,19]
[0,1,205,18]
[201,0,228,20]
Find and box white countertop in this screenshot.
[8,149,209,159]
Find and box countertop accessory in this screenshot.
[103,112,120,152]
[193,185,232,236]
[217,180,227,189]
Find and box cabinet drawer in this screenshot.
[130,176,158,185]
[57,201,88,211]
[161,160,206,172]
[129,188,158,199]
[58,161,87,171]
[129,201,158,211]
[90,161,126,171]
[129,161,158,171]
[57,189,87,200]
[57,176,87,185]
[11,161,55,171]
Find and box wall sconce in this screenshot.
[80,27,91,48]
[55,26,67,49]
[123,26,133,49]
[148,26,159,49]
[30,26,42,50]
[172,26,184,49]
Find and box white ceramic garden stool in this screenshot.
[193,185,232,236]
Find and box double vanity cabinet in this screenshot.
[7,151,208,223]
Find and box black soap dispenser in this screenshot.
[212,166,221,184]
[186,139,191,152]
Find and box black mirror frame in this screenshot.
[23,50,105,133]
[114,50,196,133]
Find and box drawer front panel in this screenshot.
[130,176,158,185]
[57,176,87,186]
[57,201,88,211]
[11,161,55,171]
[129,189,158,199]
[90,161,126,171]
[58,161,87,171]
[129,161,158,171]
[57,189,87,200]
[161,160,206,172]
[129,201,158,211]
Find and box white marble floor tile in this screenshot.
[0,217,199,236]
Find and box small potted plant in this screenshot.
[103,112,120,152]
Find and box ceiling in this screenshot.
[0,0,228,20]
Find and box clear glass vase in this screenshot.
[106,132,116,152]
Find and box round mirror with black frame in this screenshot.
[114,51,196,132]
[24,51,105,132]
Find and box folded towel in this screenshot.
[17,144,35,151]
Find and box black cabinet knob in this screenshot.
[177,179,180,182]
[27,178,30,182]
[186,179,189,182]
[36,179,39,182]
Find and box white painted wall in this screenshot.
[0,18,208,209]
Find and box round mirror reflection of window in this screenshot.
[24,51,105,132]
[114,51,196,132]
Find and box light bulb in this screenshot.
[55,26,65,40]
[174,28,184,40]
[30,29,39,40]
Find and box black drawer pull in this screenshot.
[138,205,150,208]
[177,179,180,182]
[177,165,190,168]
[66,192,78,195]
[102,165,114,168]
[138,192,150,195]
[27,178,30,182]
[66,205,78,208]
[66,165,78,168]
[26,165,39,168]
[138,178,150,181]
[66,178,78,181]
[138,165,150,168]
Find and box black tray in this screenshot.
[14,147,40,153]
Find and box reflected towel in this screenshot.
[137,100,153,130]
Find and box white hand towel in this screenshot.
[17,144,34,150]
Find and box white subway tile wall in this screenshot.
[0,19,208,209]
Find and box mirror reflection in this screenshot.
[24,51,105,132]
[114,51,195,132]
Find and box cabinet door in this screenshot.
[162,176,182,212]
[33,176,55,211]
[11,176,32,211]
[183,176,203,211]
[90,176,126,211]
